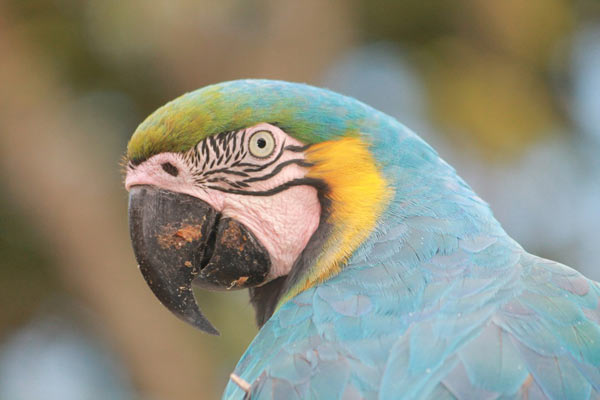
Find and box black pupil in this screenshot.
[257,138,267,148]
[161,162,179,177]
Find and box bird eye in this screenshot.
[248,130,276,158]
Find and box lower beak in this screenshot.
[128,185,271,335]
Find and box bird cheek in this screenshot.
[267,186,321,277]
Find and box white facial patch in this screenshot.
[125,123,321,279]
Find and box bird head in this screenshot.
[125,79,410,334]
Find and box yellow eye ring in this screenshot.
[248,130,276,158]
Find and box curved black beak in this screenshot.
[128,186,271,335]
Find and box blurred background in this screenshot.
[1,1,599,399]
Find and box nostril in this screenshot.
[161,162,179,177]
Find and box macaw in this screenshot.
[124,79,600,400]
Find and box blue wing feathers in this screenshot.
[425,383,458,400]
[515,340,592,399]
[224,246,600,399]
[224,228,599,400]
[457,324,529,394]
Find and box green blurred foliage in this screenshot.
[0,190,61,339]
[8,0,166,113]
[359,0,455,45]
[358,0,599,158]
[8,0,600,159]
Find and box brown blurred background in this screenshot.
[1,1,599,399]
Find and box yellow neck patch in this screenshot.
[280,137,393,305]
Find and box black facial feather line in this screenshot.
[176,128,316,195]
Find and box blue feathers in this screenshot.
[217,82,600,399]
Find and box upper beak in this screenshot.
[128,185,271,335]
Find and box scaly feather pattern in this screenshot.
[217,83,600,398]
[127,80,600,399]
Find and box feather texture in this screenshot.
[128,80,600,399]
[221,102,600,398]
[225,241,600,399]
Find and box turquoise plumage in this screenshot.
[213,81,600,399]
[125,80,600,399]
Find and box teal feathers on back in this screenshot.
[210,81,600,399]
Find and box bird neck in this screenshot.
[249,136,392,326]
[250,131,511,327]
[283,137,393,302]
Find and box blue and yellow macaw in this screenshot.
[124,80,600,399]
